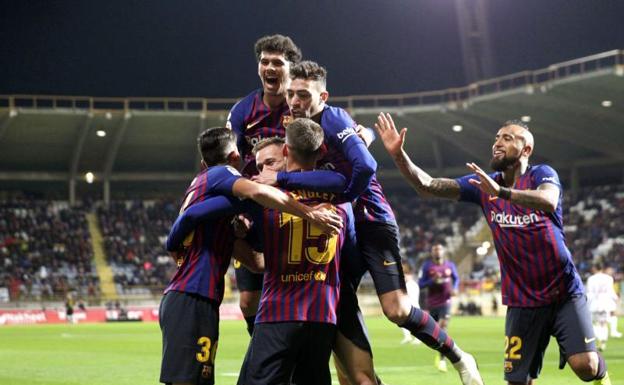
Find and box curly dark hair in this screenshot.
[254,34,302,64]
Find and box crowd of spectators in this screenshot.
[387,192,482,264]
[97,200,178,295]
[564,184,624,279]
[1,182,622,302]
[0,197,99,302]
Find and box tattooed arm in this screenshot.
[375,112,460,200]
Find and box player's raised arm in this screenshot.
[375,112,460,200]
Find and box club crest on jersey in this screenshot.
[201,364,212,378]
[504,360,513,373]
[490,211,539,228]
[314,271,327,281]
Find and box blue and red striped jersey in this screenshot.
[282,105,396,224]
[418,259,459,308]
[226,88,289,177]
[164,165,242,304]
[250,189,352,324]
[456,164,584,307]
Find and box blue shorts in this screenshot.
[356,221,406,295]
[503,295,596,383]
[242,322,336,385]
[159,291,219,385]
[234,261,263,292]
[428,304,451,322]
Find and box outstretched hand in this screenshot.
[466,162,500,197]
[374,112,407,157]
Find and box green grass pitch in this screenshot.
[1,316,622,384]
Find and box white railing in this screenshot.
[1,49,621,113]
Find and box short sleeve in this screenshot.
[209,166,243,196]
[455,174,482,205]
[532,165,561,189]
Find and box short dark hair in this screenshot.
[502,119,530,131]
[254,34,302,64]
[286,118,324,164]
[197,127,237,166]
[252,136,285,156]
[290,61,327,89]
[593,261,604,271]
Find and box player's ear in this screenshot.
[227,150,241,166]
[523,144,533,158]
[283,145,289,157]
[319,90,329,103]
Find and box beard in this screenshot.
[490,154,520,171]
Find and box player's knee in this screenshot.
[381,303,409,324]
[379,291,411,324]
[568,352,599,381]
[239,291,260,316]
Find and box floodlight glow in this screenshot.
[85,172,94,184]
[521,116,531,123]
[476,246,488,256]
[105,112,112,120]
[452,125,463,132]
[601,100,612,107]
[96,130,106,137]
[482,241,491,248]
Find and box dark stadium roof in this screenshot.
[1,50,623,199]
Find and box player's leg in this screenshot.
[334,237,383,385]
[233,265,263,385]
[552,295,609,384]
[243,322,301,385]
[334,332,378,385]
[234,261,263,335]
[592,311,609,351]
[295,323,337,385]
[431,306,451,372]
[159,291,219,385]
[503,305,552,385]
[608,311,622,337]
[357,222,483,385]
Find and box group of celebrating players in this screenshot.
[157,34,612,385]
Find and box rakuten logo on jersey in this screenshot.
[336,127,356,142]
[490,211,539,228]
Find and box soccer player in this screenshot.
[587,262,620,351]
[228,36,383,385]
[169,119,352,385]
[419,242,459,372]
[253,136,382,385]
[374,113,611,385]
[272,61,483,385]
[159,127,341,385]
[226,34,302,336]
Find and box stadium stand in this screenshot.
[97,200,178,295]
[565,184,624,279]
[0,197,100,302]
